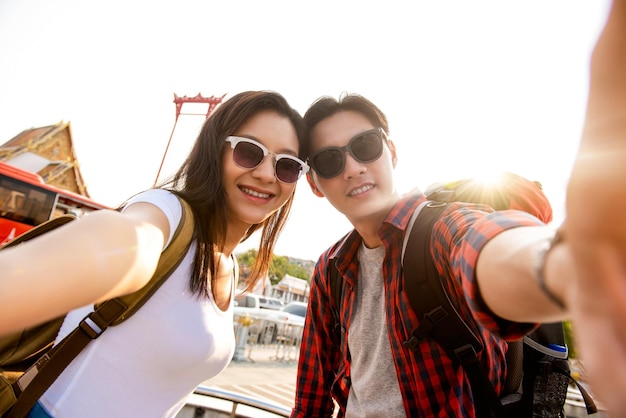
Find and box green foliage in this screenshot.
[238,249,257,268]
[269,255,310,284]
[563,320,577,358]
[236,249,311,285]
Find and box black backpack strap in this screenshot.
[328,230,354,346]
[402,200,502,417]
[568,377,598,415]
[329,257,343,344]
[6,197,195,418]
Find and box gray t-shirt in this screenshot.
[346,243,405,417]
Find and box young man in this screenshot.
[292,0,626,415]
[291,93,571,417]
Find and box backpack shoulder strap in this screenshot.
[0,215,77,249]
[6,196,195,418]
[402,200,483,353]
[328,229,353,344]
[104,196,195,324]
[402,200,503,417]
[329,257,343,343]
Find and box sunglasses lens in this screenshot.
[275,158,303,183]
[233,141,264,168]
[311,130,384,178]
[352,132,383,162]
[312,148,344,178]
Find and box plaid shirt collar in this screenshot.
[329,188,426,272]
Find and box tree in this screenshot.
[236,250,311,285]
[268,255,310,284]
[236,249,258,282]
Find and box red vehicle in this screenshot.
[0,161,108,245]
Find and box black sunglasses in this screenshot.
[308,128,387,179]
[225,136,309,184]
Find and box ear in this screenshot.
[388,140,398,168]
[306,172,325,197]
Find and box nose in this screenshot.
[342,152,365,179]
[252,155,277,183]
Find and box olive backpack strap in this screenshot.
[6,196,195,418]
[0,215,77,249]
[101,197,195,325]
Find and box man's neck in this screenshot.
[350,209,394,250]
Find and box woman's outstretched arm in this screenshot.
[0,202,167,336]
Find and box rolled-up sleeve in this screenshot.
[433,205,544,340]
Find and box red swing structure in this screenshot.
[153,92,226,187]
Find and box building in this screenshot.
[272,274,310,303]
[0,121,92,197]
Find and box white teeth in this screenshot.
[241,187,271,199]
[349,185,373,196]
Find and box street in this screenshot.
[203,345,298,411]
[202,346,610,417]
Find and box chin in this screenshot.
[346,201,390,220]
[243,210,276,226]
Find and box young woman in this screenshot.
[5,90,308,417]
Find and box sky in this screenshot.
[0,1,612,261]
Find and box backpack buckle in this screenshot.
[404,306,450,351]
[454,344,479,365]
[416,306,449,340]
[79,317,104,339]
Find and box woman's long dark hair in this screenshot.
[161,91,306,299]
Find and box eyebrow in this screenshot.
[234,134,299,156]
[313,128,381,151]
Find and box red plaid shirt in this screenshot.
[291,191,542,417]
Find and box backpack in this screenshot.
[0,195,195,418]
[329,172,598,418]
